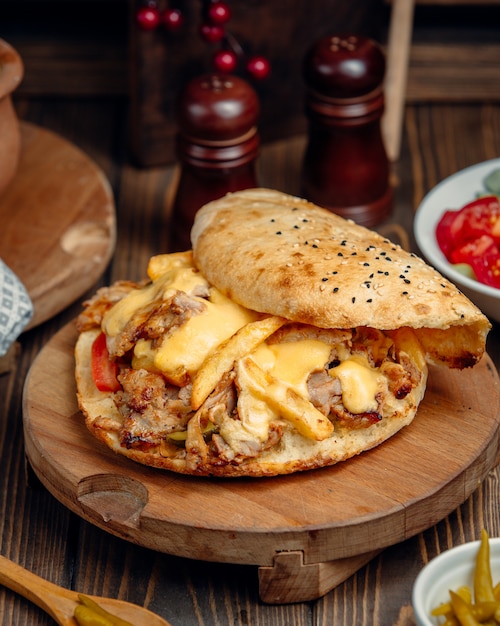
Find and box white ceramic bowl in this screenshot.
[414,158,500,323]
[412,536,500,626]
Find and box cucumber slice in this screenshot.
[483,168,500,195]
[452,263,477,280]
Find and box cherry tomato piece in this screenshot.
[436,196,500,262]
[457,196,500,243]
[436,209,461,260]
[470,252,500,289]
[436,193,500,289]
[450,234,498,265]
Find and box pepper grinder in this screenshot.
[169,73,260,251]
[301,34,392,227]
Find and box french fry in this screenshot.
[147,251,194,281]
[237,356,334,441]
[191,316,287,410]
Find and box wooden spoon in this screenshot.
[0,554,171,625]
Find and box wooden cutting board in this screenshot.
[22,322,500,604]
[0,122,116,329]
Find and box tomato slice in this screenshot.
[91,331,121,392]
[449,234,498,265]
[469,252,500,289]
[458,195,500,242]
[436,196,500,260]
[436,210,459,260]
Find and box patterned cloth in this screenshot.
[0,259,33,356]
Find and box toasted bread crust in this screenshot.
[191,189,490,367]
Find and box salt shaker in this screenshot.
[169,73,260,251]
[301,34,392,227]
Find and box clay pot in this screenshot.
[0,39,23,199]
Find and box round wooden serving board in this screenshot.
[0,122,116,329]
[23,322,500,604]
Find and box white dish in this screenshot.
[414,158,500,323]
[412,536,500,626]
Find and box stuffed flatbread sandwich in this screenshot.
[75,189,490,477]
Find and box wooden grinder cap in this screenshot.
[304,34,385,103]
[176,73,260,166]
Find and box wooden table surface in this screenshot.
[1,95,500,625]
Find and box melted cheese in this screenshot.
[251,339,331,398]
[154,288,257,379]
[102,254,257,384]
[329,355,386,414]
[103,265,209,337]
[236,353,334,441]
[131,338,158,372]
[235,339,332,442]
[102,258,258,383]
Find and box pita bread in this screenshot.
[75,325,428,477]
[74,189,489,478]
[192,188,490,368]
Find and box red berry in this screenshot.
[136,6,161,30]
[163,8,184,31]
[200,22,225,43]
[208,1,231,25]
[247,55,271,80]
[213,49,237,73]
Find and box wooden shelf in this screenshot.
[406,42,500,101]
[400,2,500,101]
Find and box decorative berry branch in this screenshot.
[136,0,163,30]
[135,0,271,80]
